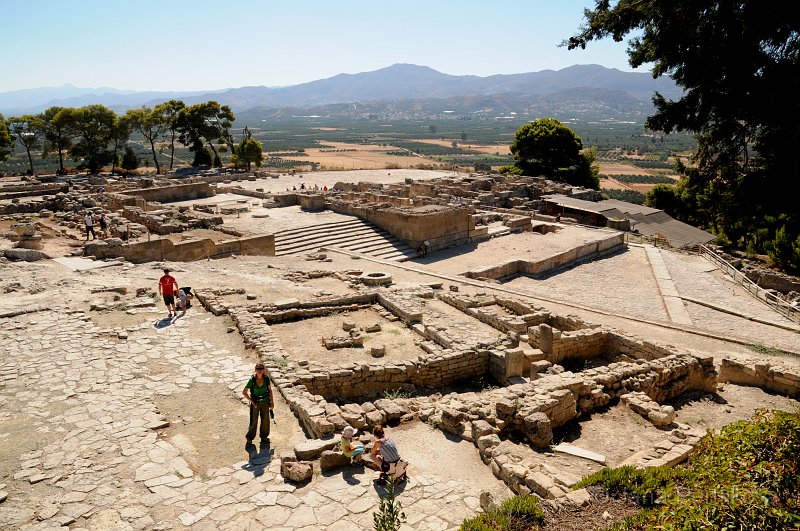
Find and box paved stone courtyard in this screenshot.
[1,222,799,530]
[0,262,508,530]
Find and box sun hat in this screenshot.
[342,426,357,438]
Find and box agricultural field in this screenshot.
[0,115,697,180]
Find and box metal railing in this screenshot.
[699,245,800,324]
[624,232,702,254]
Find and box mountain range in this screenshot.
[0,63,681,117]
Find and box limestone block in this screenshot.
[274,298,299,310]
[440,408,466,436]
[311,417,336,437]
[553,443,606,465]
[294,438,340,461]
[373,399,404,421]
[555,471,582,488]
[342,320,356,331]
[500,463,529,485]
[471,419,495,439]
[370,345,386,358]
[565,488,592,507]
[524,471,554,498]
[282,461,313,483]
[326,412,350,431]
[320,450,350,471]
[365,409,385,426]
[505,348,524,378]
[324,403,342,416]
[648,406,676,427]
[537,324,554,355]
[4,248,50,261]
[523,413,552,448]
[495,399,518,419]
[477,434,501,453]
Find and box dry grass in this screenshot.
[410,138,512,155]
[268,140,444,171]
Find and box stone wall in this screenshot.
[438,293,592,343]
[328,201,471,252]
[299,194,326,211]
[115,206,222,235]
[121,182,214,203]
[531,324,610,363]
[719,358,800,397]
[462,232,625,280]
[84,234,274,263]
[529,323,692,364]
[194,283,717,460]
[0,182,66,200]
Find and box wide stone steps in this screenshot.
[274,218,417,261]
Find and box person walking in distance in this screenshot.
[99,213,109,238]
[84,211,96,240]
[243,362,274,446]
[158,268,179,318]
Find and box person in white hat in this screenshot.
[339,426,365,464]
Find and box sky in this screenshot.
[0,0,638,93]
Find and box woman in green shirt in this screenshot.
[243,362,274,446]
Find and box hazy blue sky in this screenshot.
[0,0,638,92]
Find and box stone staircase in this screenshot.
[274,218,418,261]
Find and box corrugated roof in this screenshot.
[596,199,661,216]
[542,194,714,247]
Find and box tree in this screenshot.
[121,146,139,172]
[429,124,437,135]
[236,137,264,170]
[646,184,680,215]
[509,118,599,189]
[69,105,117,173]
[154,100,185,170]
[176,101,235,167]
[38,107,74,175]
[8,115,43,175]
[0,114,12,162]
[110,116,131,174]
[567,0,800,266]
[126,107,167,174]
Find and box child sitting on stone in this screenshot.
[175,286,193,313]
[339,426,364,464]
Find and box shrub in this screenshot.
[498,165,523,175]
[576,465,686,507]
[373,476,406,531]
[459,495,543,530]
[582,409,800,530]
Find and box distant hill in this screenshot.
[0,64,681,117]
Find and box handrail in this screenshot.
[624,232,701,255]
[699,245,800,324]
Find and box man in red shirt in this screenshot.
[158,268,179,318]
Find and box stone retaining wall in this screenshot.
[462,232,625,280]
[121,182,214,203]
[438,293,590,341]
[84,234,274,263]
[719,358,800,397]
[328,201,471,252]
[192,281,724,499]
[529,323,688,364]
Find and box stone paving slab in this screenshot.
[646,246,693,325]
[0,305,498,530]
[52,256,124,271]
